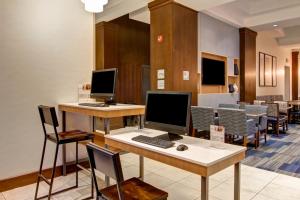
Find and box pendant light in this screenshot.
[81,0,108,13]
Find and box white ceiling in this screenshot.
[96,0,300,48]
[203,0,300,47]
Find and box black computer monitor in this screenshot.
[90,68,117,104]
[145,91,191,141]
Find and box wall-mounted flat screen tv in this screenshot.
[202,57,225,85]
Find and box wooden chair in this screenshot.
[34,105,95,200]
[265,103,288,136]
[86,143,168,200]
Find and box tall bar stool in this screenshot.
[34,105,95,200]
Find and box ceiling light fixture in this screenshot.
[82,0,108,13]
[273,24,278,27]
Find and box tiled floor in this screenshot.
[3,153,300,200]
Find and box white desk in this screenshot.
[105,128,246,200]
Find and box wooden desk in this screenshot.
[105,129,246,200]
[58,103,145,176]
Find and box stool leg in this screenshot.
[76,142,79,187]
[91,138,94,198]
[48,143,59,200]
[34,138,47,200]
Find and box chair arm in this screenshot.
[246,119,257,135]
[259,116,268,130]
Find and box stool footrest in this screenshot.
[36,185,78,200]
[38,174,50,185]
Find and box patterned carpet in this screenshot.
[243,124,300,178]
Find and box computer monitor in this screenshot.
[90,68,117,104]
[145,91,191,141]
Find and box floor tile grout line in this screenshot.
[249,173,279,200]
[1,192,6,200]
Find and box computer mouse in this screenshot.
[176,144,188,151]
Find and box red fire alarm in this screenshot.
[157,35,163,43]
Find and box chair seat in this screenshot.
[100,177,168,200]
[47,130,94,144]
[267,116,286,123]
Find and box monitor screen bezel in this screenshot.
[90,68,118,98]
[144,91,191,135]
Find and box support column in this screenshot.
[148,0,198,105]
[239,28,257,103]
[292,51,299,100]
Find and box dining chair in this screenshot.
[86,143,168,200]
[191,106,216,138]
[265,103,288,136]
[218,108,259,148]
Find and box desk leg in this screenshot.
[138,115,144,180]
[62,111,67,176]
[139,156,144,180]
[139,115,144,129]
[103,118,110,186]
[201,176,209,200]
[234,162,241,200]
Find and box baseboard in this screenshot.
[0,161,90,192]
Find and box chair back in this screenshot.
[218,108,247,136]
[86,143,124,200]
[38,105,59,139]
[238,102,250,109]
[218,103,240,109]
[274,101,288,114]
[253,100,266,105]
[265,103,280,118]
[191,106,215,132]
[245,105,267,123]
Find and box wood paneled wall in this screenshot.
[292,51,299,100]
[95,15,150,104]
[148,0,198,105]
[239,28,257,103]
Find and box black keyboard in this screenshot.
[78,103,107,107]
[132,135,175,149]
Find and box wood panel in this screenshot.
[200,52,228,94]
[0,161,90,192]
[292,51,299,100]
[95,15,150,105]
[239,28,257,103]
[149,0,198,105]
[95,22,119,69]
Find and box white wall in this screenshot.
[256,31,292,99]
[0,0,94,180]
[198,12,239,73]
[197,12,240,106]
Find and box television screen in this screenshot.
[202,58,225,85]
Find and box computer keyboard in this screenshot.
[78,103,107,107]
[132,135,175,149]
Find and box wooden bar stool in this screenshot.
[34,105,95,200]
[86,143,168,200]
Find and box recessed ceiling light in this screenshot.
[273,24,278,27]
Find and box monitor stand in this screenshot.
[104,97,116,106]
[155,133,183,141]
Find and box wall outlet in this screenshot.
[183,71,189,80]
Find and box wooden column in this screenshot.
[239,28,257,103]
[148,0,198,105]
[292,51,299,100]
[95,22,119,70]
[95,15,150,104]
